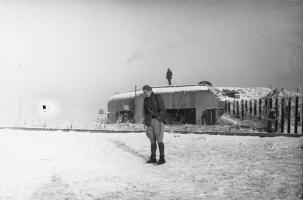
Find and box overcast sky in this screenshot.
[0,0,302,124]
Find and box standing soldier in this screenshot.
[143,85,167,165]
[166,68,173,85]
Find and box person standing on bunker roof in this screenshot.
[143,85,167,165]
[166,68,173,85]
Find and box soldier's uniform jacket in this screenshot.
[143,92,166,126]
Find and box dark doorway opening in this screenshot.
[166,108,196,124]
[116,111,135,123]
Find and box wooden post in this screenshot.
[233,100,236,117]
[269,98,272,110]
[265,98,268,120]
[244,100,248,118]
[254,99,257,117]
[275,97,279,132]
[266,98,273,133]
[287,98,291,134]
[294,96,298,133]
[225,100,227,113]
[302,96,303,134]
[249,100,252,117]
[281,98,285,133]
[227,101,230,115]
[236,101,239,118]
[259,99,262,120]
[241,100,244,119]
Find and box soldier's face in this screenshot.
[143,90,152,97]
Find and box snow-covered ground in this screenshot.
[0,129,302,200]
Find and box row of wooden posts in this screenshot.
[224,96,303,134]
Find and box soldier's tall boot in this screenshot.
[146,143,157,164]
[157,142,166,165]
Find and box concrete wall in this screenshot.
[108,90,224,124]
[195,91,223,124]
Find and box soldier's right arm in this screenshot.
[143,99,147,115]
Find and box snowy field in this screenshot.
[0,129,302,200]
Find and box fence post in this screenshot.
[281,98,285,133]
[269,98,272,110]
[249,100,252,118]
[259,99,262,120]
[294,96,298,133]
[254,99,257,118]
[241,100,244,119]
[244,100,248,118]
[265,98,268,120]
[266,98,273,133]
[233,100,236,117]
[236,101,239,118]
[227,101,231,115]
[287,98,291,134]
[275,97,279,132]
[225,100,227,113]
